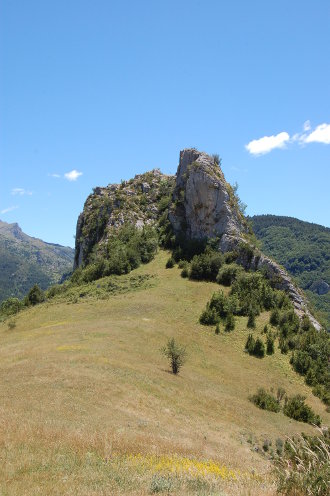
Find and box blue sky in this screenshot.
[1,0,329,247]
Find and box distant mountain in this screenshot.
[0,220,74,302]
[250,215,330,329]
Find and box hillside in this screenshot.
[0,220,74,302]
[250,215,330,330]
[1,251,328,495]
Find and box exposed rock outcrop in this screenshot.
[74,169,175,269]
[169,149,248,240]
[73,147,322,330]
[169,149,321,330]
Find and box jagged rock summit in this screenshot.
[169,148,248,240]
[74,148,322,330]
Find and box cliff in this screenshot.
[74,148,322,330]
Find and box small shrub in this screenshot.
[25,284,45,306]
[216,263,242,286]
[225,312,235,332]
[270,308,280,326]
[283,395,321,426]
[215,323,220,335]
[276,438,284,456]
[247,310,256,329]
[7,320,16,330]
[276,387,286,404]
[266,333,275,355]
[165,257,175,269]
[199,305,220,325]
[245,334,255,354]
[250,388,280,413]
[162,338,187,375]
[253,337,265,358]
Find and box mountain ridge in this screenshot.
[0,219,74,302]
[73,148,322,330]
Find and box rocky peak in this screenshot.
[74,169,175,269]
[169,148,248,240]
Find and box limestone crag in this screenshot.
[74,169,175,268]
[169,149,248,240]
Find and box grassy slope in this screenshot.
[0,251,328,495]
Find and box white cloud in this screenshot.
[245,132,290,156]
[1,205,19,214]
[64,169,83,181]
[303,120,311,132]
[11,188,33,196]
[304,123,330,144]
[49,173,61,178]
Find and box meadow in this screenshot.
[0,251,328,495]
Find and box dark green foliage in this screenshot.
[189,250,224,282]
[270,308,280,326]
[266,333,275,355]
[25,284,45,306]
[279,336,289,354]
[215,323,220,335]
[180,263,190,278]
[225,313,235,332]
[245,334,255,354]
[250,388,280,412]
[283,395,321,426]
[0,297,22,317]
[199,305,220,325]
[253,337,265,358]
[247,309,256,329]
[162,338,187,375]
[72,225,158,284]
[216,263,242,286]
[250,215,330,330]
[165,257,175,269]
[231,271,277,316]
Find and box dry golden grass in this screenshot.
[0,250,328,495]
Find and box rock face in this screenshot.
[74,147,322,330]
[74,169,175,269]
[169,149,248,240]
[168,149,321,330]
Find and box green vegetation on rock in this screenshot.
[251,215,330,329]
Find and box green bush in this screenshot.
[166,257,175,269]
[247,309,256,329]
[245,334,255,354]
[25,284,45,306]
[246,335,265,358]
[0,297,22,317]
[162,338,187,375]
[199,305,220,325]
[225,313,235,332]
[283,395,321,426]
[266,333,275,355]
[215,323,220,335]
[189,250,223,281]
[250,388,280,412]
[253,338,265,358]
[216,263,242,286]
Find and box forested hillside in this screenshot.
[0,220,74,302]
[250,215,330,329]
